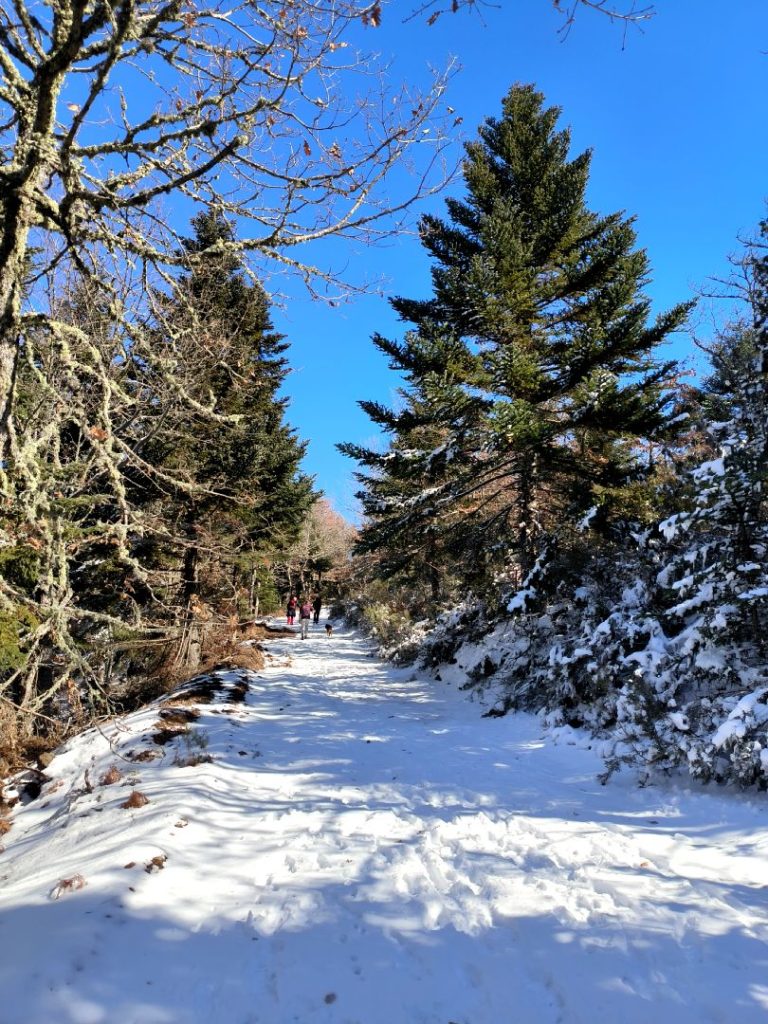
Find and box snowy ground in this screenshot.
[2,622,768,1024]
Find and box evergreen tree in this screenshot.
[136,211,313,660]
[344,84,692,593]
[344,325,480,603]
[606,302,768,788]
[424,222,768,788]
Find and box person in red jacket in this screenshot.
[286,595,297,625]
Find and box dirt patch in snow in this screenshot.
[125,749,160,763]
[197,647,264,676]
[241,621,294,640]
[202,673,250,703]
[152,726,189,746]
[158,706,201,726]
[172,676,225,705]
[168,669,251,705]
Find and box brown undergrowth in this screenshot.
[1,619,283,785]
[0,798,13,837]
[147,618,282,693]
[190,618,285,675]
[120,790,149,809]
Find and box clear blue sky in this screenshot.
[272,0,768,521]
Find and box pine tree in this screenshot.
[342,325,481,603]
[344,84,693,593]
[531,224,768,787]
[135,211,313,656]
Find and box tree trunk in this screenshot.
[178,530,201,672]
[0,0,88,461]
[517,453,539,576]
[426,531,440,603]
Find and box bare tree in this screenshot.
[276,498,357,597]
[0,0,454,740]
[0,0,453,433]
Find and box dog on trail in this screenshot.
[324,622,333,638]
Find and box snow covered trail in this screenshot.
[2,623,768,1024]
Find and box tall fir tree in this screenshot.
[434,218,768,788]
[135,210,313,658]
[343,84,693,596]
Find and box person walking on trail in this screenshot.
[312,595,322,625]
[286,595,298,625]
[299,599,312,639]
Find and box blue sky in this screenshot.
[272,0,768,520]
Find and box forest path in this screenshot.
[1,621,768,1023]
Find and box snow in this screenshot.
[712,688,768,749]
[668,712,690,732]
[2,622,768,1023]
[576,507,597,532]
[507,587,534,611]
[694,649,727,672]
[693,457,726,480]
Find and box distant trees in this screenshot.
[276,499,357,600]
[344,84,691,604]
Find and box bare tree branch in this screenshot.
[407,0,655,29]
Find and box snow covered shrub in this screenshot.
[583,318,768,786]
[337,589,424,662]
[446,534,658,727]
[416,601,492,676]
[415,407,768,787]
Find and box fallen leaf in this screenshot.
[145,855,167,873]
[50,874,86,900]
[100,766,122,786]
[120,790,149,810]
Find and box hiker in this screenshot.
[299,598,313,639]
[286,595,297,625]
[312,594,322,624]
